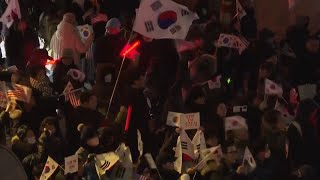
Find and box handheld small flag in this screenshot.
[265,79,283,97]
[137,130,144,157]
[0,0,21,28]
[192,130,206,158]
[174,136,182,173]
[166,111,182,127]
[63,82,80,108]
[144,153,157,169]
[208,75,222,90]
[115,143,133,168]
[180,129,195,160]
[242,147,256,169]
[67,69,85,82]
[235,0,247,20]
[216,34,249,54]
[6,82,32,103]
[112,143,133,179]
[274,101,295,124]
[40,156,59,180]
[64,154,78,175]
[77,24,93,42]
[197,145,223,170]
[96,152,120,175]
[225,116,248,131]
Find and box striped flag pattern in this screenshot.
[6,83,31,102]
[63,82,80,108]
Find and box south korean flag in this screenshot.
[133,0,199,39]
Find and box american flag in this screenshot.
[0,91,7,108]
[134,174,149,180]
[91,13,108,25]
[63,82,80,108]
[6,83,31,103]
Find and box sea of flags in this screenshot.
[133,0,199,39]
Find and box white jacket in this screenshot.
[50,21,93,66]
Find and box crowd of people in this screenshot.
[0,0,320,179]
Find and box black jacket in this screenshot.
[93,33,125,64]
[52,60,78,93]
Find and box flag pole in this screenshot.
[59,88,83,97]
[105,30,135,119]
[57,163,65,172]
[193,150,215,170]
[156,168,163,180]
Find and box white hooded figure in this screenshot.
[50,13,93,67]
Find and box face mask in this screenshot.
[27,137,36,144]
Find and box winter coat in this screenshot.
[50,20,93,66]
[52,60,78,94]
[11,135,36,161]
[93,33,125,65]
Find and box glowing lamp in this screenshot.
[124,105,133,132]
[120,41,140,60]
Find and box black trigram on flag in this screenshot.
[181,9,190,16]
[196,144,201,151]
[115,166,126,178]
[150,1,163,11]
[100,160,111,171]
[181,141,188,150]
[145,21,154,32]
[170,25,181,34]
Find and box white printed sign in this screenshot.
[166,112,200,130]
[181,113,200,130]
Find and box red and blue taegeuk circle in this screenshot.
[157,11,177,29]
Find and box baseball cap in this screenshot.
[105,18,121,29]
